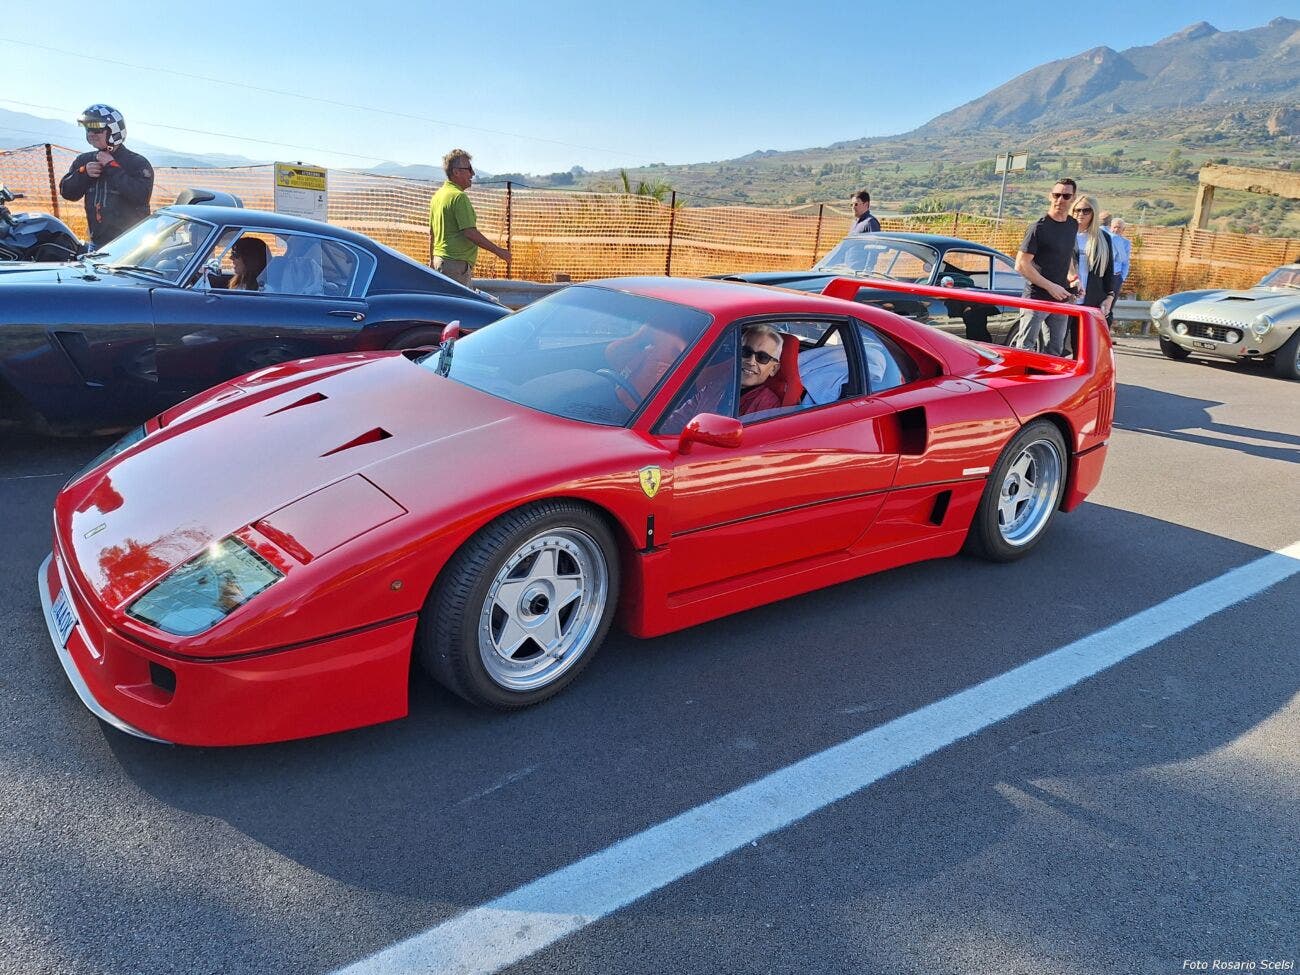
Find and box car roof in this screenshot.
[582,275,870,318]
[158,204,380,250]
[855,231,1010,255]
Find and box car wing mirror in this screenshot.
[679,413,743,452]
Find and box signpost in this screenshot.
[274,162,328,221]
[994,151,1028,223]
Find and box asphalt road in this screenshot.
[2,337,1297,975]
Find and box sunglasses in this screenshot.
[1051,191,1074,200]
[1074,207,1093,214]
[741,345,779,366]
[454,166,475,174]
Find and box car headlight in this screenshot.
[1252,314,1274,337]
[1174,322,1188,336]
[127,536,284,636]
[1224,330,1241,344]
[69,425,146,485]
[1150,299,1168,320]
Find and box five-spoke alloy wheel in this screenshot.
[966,420,1068,562]
[418,501,620,708]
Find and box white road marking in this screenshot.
[333,540,1300,975]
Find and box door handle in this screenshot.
[329,310,365,322]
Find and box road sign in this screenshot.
[274,162,328,221]
[995,152,1028,173]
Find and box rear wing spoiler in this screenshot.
[819,276,1108,373]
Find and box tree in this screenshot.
[618,169,685,207]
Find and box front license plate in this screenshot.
[51,588,78,648]
[1193,340,1216,349]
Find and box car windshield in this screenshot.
[1257,267,1300,290]
[814,237,940,282]
[419,285,711,426]
[92,213,217,284]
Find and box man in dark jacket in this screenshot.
[59,105,154,249]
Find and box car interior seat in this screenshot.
[773,332,804,406]
[604,324,688,410]
[264,237,325,296]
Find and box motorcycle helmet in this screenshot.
[77,105,127,148]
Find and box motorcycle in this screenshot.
[0,183,84,262]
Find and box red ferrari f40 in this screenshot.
[40,276,1114,745]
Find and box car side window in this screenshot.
[941,250,993,289]
[856,322,917,393]
[656,329,738,436]
[261,234,367,298]
[991,254,1023,292]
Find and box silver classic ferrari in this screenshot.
[1152,264,1300,380]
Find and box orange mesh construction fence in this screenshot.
[5,143,1298,297]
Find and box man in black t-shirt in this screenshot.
[1012,178,1079,356]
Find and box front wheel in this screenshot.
[416,501,620,709]
[1272,329,1300,381]
[1159,337,1191,361]
[965,420,1067,562]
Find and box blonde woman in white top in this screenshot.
[1070,195,1116,318]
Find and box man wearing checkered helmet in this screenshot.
[59,104,154,249]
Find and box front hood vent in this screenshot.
[321,427,392,457]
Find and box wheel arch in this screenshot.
[421,493,642,615]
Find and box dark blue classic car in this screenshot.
[721,232,1028,342]
[0,205,508,433]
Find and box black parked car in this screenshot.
[720,232,1028,342]
[0,205,508,433]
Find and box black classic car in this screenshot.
[720,232,1028,342]
[0,205,508,433]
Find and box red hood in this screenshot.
[56,354,647,609]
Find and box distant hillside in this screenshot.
[920,17,1300,133]
[562,17,1300,236]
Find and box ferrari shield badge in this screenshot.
[638,466,662,499]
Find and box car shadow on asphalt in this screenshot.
[87,502,1300,974]
[1115,382,1300,463]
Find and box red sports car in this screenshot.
[39,277,1114,746]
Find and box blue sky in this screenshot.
[0,1,1290,174]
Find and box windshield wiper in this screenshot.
[108,264,169,278]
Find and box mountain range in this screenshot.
[919,17,1299,133]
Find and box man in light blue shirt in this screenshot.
[1103,213,1132,293]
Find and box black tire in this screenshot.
[388,325,445,350]
[965,420,1068,563]
[1159,337,1191,361]
[416,500,620,709]
[1271,329,1300,381]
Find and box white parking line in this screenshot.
[333,540,1300,975]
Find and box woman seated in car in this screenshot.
[229,236,269,291]
[739,324,784,415]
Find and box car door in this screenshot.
[655,318,900,595]
[148,229,371,398]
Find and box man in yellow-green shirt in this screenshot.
[428,148,510,288]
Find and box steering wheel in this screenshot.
[595,368,642,408]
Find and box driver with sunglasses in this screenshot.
[739,324,784,415]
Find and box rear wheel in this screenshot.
[1272,329,1300,381]
[416,501,620,709]
[966,420,1067,562]
[1159,337,1191,361]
